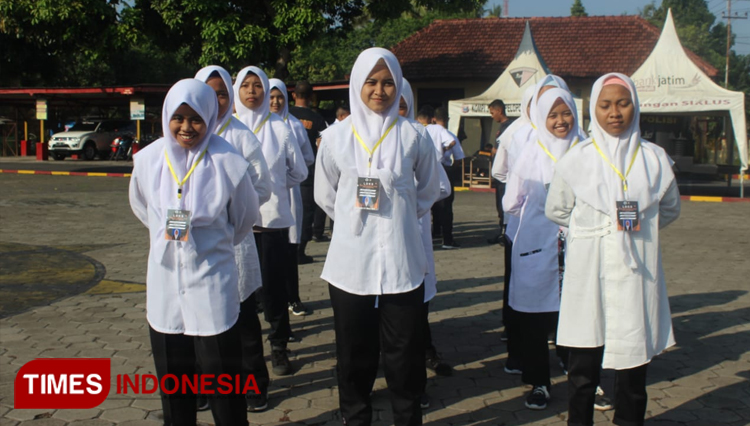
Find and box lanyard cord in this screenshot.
[537,137,579,163]
[217,117,232,136]
[352,121,397,173]
[253,113,271,134]
[591,138,641,192]
[165,148,208,200]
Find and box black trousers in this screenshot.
[431,166,455,244]
[149,323,247,426]
[494,182,505,227]
[238,293,270,395]
[517,311,567,388]
[503,238,520,363]
[329,284,426,426]
[300,185,328,242]
[285,242,301,304]
[567,347,649,426]
[423,301,437,360]
[254,230,291,348]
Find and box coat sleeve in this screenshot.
[502,171,526,217]
[244,140,271,205]
[658,179,680,229]
[492,144,509,183]
[313,136,339,220]
[228,169,259,245]
[294,122,315,166]
[415,130,441,218]
[128,165,149,227]
[545,172,576,227]
[284,126,309,188]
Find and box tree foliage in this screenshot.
[570,0,588,17]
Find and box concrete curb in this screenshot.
[0,169,131,178]
[680,195,750,203]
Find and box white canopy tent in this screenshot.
[631,9,747,194]
[449,22,557,135]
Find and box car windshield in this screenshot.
[68,122,98,132]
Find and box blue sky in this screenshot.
[487,0,750,55]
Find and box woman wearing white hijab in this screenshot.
[401,78,454,393]
[233,66,308,377]
[503,88,581,410]
[129,78,258,425]
[545,73,680,426]
[268,78,315,316]
[497,75,570,379]
[492,85,535,183]
[194,65,272,411]
[315,48,440,426]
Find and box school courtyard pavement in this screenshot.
[1,171,749,426]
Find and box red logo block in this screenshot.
[14,358,111,409]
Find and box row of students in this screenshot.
[493,72,680,426]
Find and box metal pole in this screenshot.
[726,0,731,88]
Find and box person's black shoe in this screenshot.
[441,241,460,250]
[246,391,268,412]
[426,355,453,376]
[313,235,330,242]
[420,393,431,409]
[297,254,314,265]
[271,348,293,376]
[499,330,508,342]
[196,394,210,411]
[525,385,550,410]
[487,233,505,245]
[504,357,522,375]
[288,301,309,316]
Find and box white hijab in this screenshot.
[556,72,675,269]
[233,66,284,169]
[349,47,403,175]
[268,78,291,120]
[515,88,579,183]
[194,66,234,133]
[155,79,246,263]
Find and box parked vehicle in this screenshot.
[48,120,134,160]
[109,133,136,161]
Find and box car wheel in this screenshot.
[52,153,65,161]
[82,142,97,161]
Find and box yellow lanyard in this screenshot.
[537,137,578,163]
[591,138,641,192]
[352,121,397,172]
[253,113,271,134]
[165,148,208,199]
[217,117,232,136]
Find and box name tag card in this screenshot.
[356,177,380,211]
[165,209,191,241]
[616,201,639,232]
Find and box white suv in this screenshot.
[48,120,134,160]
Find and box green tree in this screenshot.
[570,0,588,17]
[0,0,121,86]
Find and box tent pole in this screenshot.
[741,168,745,198]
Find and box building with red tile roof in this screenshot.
[392,15,717,84]
[392,15,721,159]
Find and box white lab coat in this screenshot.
[545,143,681,369]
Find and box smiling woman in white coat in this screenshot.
[545,73,680,426]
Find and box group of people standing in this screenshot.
[491,73,681,426]
[128,45,680,426]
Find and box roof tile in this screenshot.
[391,16,718,82]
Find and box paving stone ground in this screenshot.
[1,173,749,425]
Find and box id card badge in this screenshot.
[165,209,191,241]
[616,201,640,232]
[355,177,380,211]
